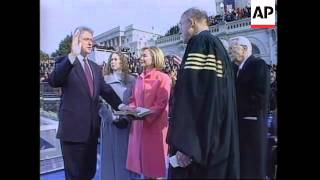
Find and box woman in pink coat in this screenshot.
[126,46,171,179]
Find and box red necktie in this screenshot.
[83,58,94,97]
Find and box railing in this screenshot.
[40,82,61,113]
[155,33,181,45]
[225,18,251,32]
[40,82,61,98]
[209,25,220,34]
[156,18,251,45]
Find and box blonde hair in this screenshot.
[103,51,130,84]
[141,46,165,70]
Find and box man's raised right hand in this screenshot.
[70,29,82,57]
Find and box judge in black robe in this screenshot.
[167,8,240,179]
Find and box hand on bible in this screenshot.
[176,151,192,167]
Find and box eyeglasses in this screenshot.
[229,45,247,51]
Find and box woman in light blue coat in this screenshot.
[99,52,138,180]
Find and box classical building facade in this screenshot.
[94,25,161,56]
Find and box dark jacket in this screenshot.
[235,55,270,179]
[49,56,122,142]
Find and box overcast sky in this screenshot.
[40,0,216,54]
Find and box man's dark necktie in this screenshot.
[83,58,94,97]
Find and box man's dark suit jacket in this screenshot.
[49,56,122,142]
[235,55,271,179]
[236,55,270,119]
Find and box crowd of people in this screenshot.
[163,6,251,37]
[165,25,180,36]
[44,7,277,180]
[40,59,54,82]
[209,6,251,26]
[41,45,182,85]
[269,64,277,111]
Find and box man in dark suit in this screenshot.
[229,36,271,179]
[48,26,131,180]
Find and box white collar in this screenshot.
[77,54,87,62]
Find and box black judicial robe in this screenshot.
[167,30,240,178]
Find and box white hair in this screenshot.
[228,36,252,56]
